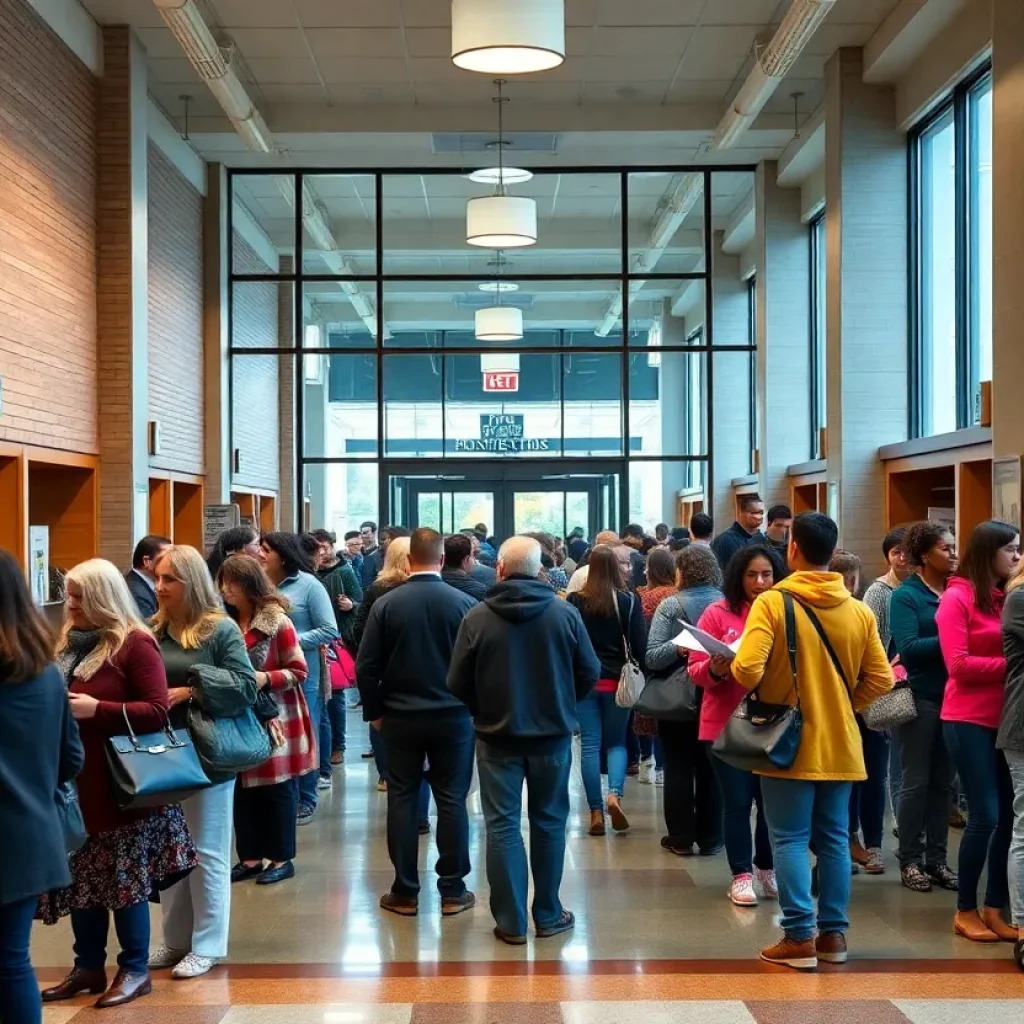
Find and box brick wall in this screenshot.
[148,142,204,475]
[231,234,280,492]
[0,0,97,451]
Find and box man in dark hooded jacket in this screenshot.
[447,536,600,945]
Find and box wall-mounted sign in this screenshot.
[454,413,549,453]
[203,504,241,552]
[480,352,519,392]
[483,371,519,392]
[481,414,523,439]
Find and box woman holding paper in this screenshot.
[689,544,786,906]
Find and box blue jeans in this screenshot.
[762,777,853,942]
[943,721,1014,912]
[326,692,347,757]
[711,754,772,876]
[638,734,664,768]
[0,896,40,1024]
[299,680,324,810]
[71,901,150,975]
[849,719,890,849]
[477,738,572,937]
[578,691,630,809]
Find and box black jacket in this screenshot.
[710,521,756,571]
[999,587,1024,752]
[124,569,157,619]
[356,575,476,721]
[441,567,488,602]
[448,576,600,752]
[0,663,84,905]
[567,589,648,681]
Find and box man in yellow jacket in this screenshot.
[730,512,893,972]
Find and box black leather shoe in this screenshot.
[94,969,152,1008]
[231,861,264,883]
[42,967,107,1002]
[256,861,295,885]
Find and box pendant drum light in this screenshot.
[452,0,565,75]
[475,305,523,341]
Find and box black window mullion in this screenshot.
[953,87,970,429]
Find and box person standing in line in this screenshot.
[356,529,477,917]
[220,555,312,887]
[568,546,648,835]
[565,531,621,594]
[889,521,959,894]
[205,526,261,582]
[462,530,498,587]
[646,544,725,857]
[938,520,1019,942]
[123,535,171,620]
[619,524,649,590]
[731,513,893,970]
[0,549,84,1024]
[359,521,380,588]
[40,560,196,1010]
[711,495,764,570]
[441,533,488,601]
[764,506,793,566]
[998,559,1024,969]
[688,544,785,907]
[448,537,600,944]
[690,512,714,546]
[259,532,338,826]
[567,527,589,565]
[149,546,259,980]
[342,530,365,583]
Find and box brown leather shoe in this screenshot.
[94,969,152,1008]
[760,935,817,971]
[981,906,1019,942]
[953,909,1000,943]
[41,967,107,1002]
[815,931,848,964]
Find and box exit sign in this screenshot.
[483,371,519,392]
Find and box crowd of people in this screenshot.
[4,500,1024,1018]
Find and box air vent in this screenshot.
[431,132,558,154]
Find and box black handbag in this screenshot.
[634,610,699,722]
[55,781,87,855]
[106,705,212,810]
[253,688,280,725]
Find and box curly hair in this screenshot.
[902,520,952,568]
[674,543,723,591]
[722,543,787,614]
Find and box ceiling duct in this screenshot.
[713,0,837,149]
[595,174,702,337]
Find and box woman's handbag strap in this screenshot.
[613,591,635,662]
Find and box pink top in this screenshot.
[936,576,1007,729]
[688,599,751,743]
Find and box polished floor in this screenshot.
[32,712,1024,1021]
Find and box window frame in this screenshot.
[747,274,757,474]
[908,62,993,438]
[808,211,826,459]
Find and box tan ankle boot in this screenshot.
[981,906,1019,942]
[954,909,1000,942]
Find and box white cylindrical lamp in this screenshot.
[451,0,565,75]
[475,306,523,341]
[466,195,537,248]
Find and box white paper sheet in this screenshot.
[671,621,741,659]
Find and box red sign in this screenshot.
[483,372,519,392]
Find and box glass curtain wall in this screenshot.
[228,168,756,535]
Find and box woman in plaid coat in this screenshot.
[218,555,312,886]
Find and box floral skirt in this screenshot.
[38,805,197,924]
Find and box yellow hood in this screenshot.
[774,571,852,610]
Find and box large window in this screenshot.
[809,211,826,458]
[910,65,992,436]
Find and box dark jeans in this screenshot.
[477,738,572,936]
[896,696,955,868]
[943,721,1014,912]
[71,900,150,976]
[0,896,40,1024]
[849,718,890,849]
[326,692,347,757]
[626,715,641,765]
[658,719,723,851]
[638,734,664,768]
[298,679,324,811]
[372,725,433,825]
[234,777,299,863]
[710,752,772,876]
[381,713,475,898]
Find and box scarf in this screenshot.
[58,628,102,683]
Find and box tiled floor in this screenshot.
[32,714,1024,1022]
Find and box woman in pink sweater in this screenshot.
[937,520,1020,943]
[690,543,787,907]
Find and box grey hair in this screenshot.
[498,536,543,578]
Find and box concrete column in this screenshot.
[203,163,230,503]
[278,257,297,529]
[755,161,811,508]
[96,27,149,566]
[991,0,1024,458]
[824,48,907,560]
[658,302,688,524]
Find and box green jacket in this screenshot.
[889,573,947,702]
[317,562,363,646]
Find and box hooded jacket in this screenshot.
[937,576,1007,729]
[731,571,894,781]
[447,576,601,753]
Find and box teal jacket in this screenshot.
[889,573,947,702]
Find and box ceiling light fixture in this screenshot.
[451,0,565,75]
[467,166,533,186]
[466,80,537,248]
[475,305,523,341]
[478,281,519,293]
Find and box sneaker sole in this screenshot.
[441,901,476,917]
[760,953,818,971]
[817,950,848,963]
[380,903,418,917]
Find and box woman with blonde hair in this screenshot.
[148,545,258,980]
[40,559,195,1010]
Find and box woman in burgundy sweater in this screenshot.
[40,560,196,1011]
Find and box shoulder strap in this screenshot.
[614,591,634,662]
[789,595,855,706]
[781,592,799,682]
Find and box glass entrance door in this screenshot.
[413,488,497,536]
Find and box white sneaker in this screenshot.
[729,873,758,906]
[148,945,187,970]
[654,770,664,787]
[172,952,218,979]
[754,866,778,899]
[317,775,332,791]
[638,758,655,785]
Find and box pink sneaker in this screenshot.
[755,866,778,899]
[729,873,758,906]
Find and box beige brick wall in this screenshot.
[0,0,97,451]
[148,143,204,476]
